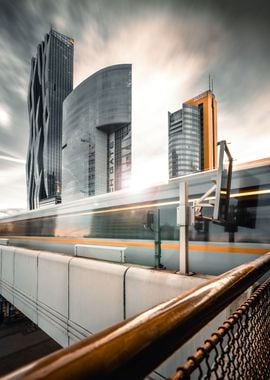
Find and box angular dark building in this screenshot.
[62,64,131,203]
[26,29,74,209]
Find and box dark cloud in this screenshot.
[0,149,22,159]
[0,156,25,171]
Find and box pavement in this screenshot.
[0,308,61,376]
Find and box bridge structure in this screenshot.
[0,242,269,379]
[0,242,226,378]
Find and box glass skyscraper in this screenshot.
[62,64,131,203]
[168,104,201,177]
[26,29,74,210]
[168,90,217,178]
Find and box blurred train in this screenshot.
[0,158,270,275]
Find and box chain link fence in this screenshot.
[170,276,270,380]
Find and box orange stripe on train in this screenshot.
[4,236,268,255]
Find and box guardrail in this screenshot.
[3,253,270,380]
[170,276,270,379]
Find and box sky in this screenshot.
[0,0,270,212]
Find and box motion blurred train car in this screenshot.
[0,158,270,275]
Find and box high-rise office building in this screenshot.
[26,29,74,210]
[62,64,131,203]
[168,90,217,178]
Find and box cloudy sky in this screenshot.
[0,0,270,211]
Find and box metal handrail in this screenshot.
[3,253,270,380]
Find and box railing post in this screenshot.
[179,182,189,274]
[154,209,162,269]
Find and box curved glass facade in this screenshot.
[62,64,131,203]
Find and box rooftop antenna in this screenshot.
[208,73,211,91]
[212,78,214,93]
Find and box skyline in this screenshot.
[0,0,270,211]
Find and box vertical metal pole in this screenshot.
[154,209,162,268]
[0,296,3,322]
[179,182,189,274]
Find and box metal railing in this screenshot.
[3,253,270,380]
[170,276,270,379]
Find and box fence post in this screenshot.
[179,182,189,274]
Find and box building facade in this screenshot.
[62,64,132,203]
[26,29,74,210]
[168,90,217,178]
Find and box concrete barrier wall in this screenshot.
[74,244,126,263]
[125,267,206,318]
[37,252,72,347]
[1,246,15,304]
[14,247,38,323]
[0,245,236,378]
[124,267,220,379]
[0,247,130,346]
[0,239,9,246]
[69,258,127,344]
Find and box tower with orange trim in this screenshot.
[168,90,217,178]
[184,90,217,172]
